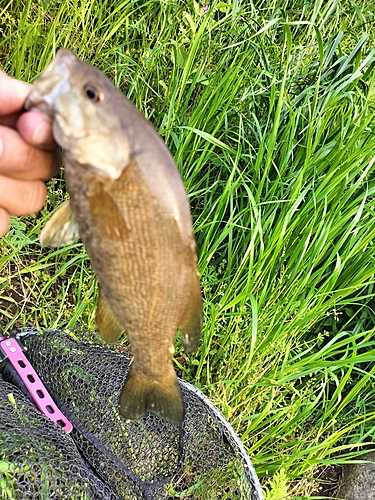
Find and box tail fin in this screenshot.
[119,369,184,425]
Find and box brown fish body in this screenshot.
[25,49,202,424]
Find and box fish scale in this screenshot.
[73,166,185,349]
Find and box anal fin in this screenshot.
[40,200,79,247]
[179,270,202,353]
[96,288,124,344]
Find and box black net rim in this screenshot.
[179,379,263,498]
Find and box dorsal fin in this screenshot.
[179,269,202,353]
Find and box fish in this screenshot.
[24,49,202,425]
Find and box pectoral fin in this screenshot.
[88,182,129,241]
[179,270,202,353]
[96,289,124,343]
[40,200,79,247]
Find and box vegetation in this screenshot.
[2,0,375,497]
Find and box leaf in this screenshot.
[217,2,231,13]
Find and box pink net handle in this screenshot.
[0,337,73,433]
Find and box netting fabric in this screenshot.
[0,329,263,499]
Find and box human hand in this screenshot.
[0,69,60,236]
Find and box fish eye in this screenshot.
[84,84,102,102]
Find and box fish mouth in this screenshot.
[24,49,76,116]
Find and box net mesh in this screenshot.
[0,329,262,499]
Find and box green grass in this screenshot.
[2,0,375,497]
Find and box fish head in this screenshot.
[25,49,129,179]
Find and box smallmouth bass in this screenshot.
[25,49,202,425]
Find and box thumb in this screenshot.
[17,111,56,150]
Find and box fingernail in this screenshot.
[0,138,3,157]
[32,118,54,147]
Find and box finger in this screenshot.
[0,111,22,129]
[17,111,55,149]
[0,175,47,216]
[0,207,9,236]
[0,126,57,181]
[0,70,30,116]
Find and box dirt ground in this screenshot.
[312,465,342,498]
